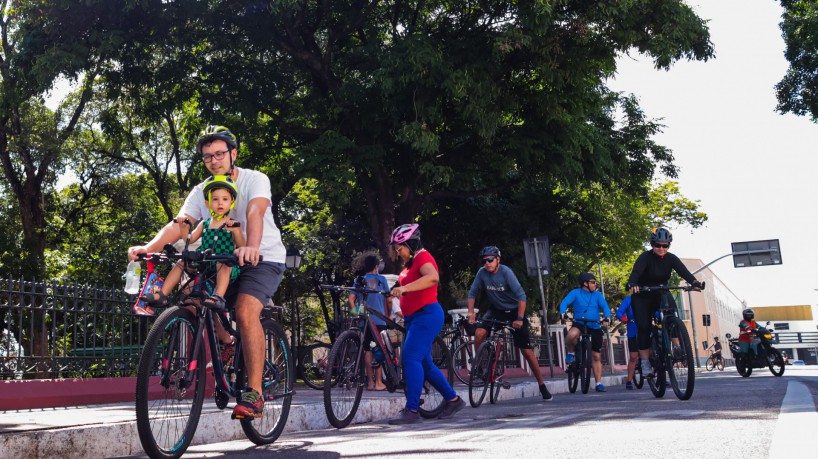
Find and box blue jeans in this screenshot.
[402,302,457,411]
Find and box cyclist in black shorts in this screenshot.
[627,227,703,378]
[467,246,552,401]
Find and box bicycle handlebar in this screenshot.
[476,318,515,331]
[136,244,258,267]
[319,284,391,296]
[637,282,705,293]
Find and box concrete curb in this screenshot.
[0,375,627,458]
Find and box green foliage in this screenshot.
[777,0,818,120]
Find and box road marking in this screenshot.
[768,381,818,458]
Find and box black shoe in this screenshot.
[388,409,420,425]
[540,384,553,401]
[437,397,466,419]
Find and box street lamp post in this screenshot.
[285,248,303,356]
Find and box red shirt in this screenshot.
[398,249,438,316]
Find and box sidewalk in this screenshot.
[0,373,627,458]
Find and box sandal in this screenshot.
[203,293,226,310]
[139,290,170,307]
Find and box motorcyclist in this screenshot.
[738,308,765,355]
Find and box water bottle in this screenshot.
[124,260,142,294]
[370,341,385,366]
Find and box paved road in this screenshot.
[115,367,818,459]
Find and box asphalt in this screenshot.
[0,372,628,458]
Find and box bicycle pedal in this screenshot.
[501,381,511,390]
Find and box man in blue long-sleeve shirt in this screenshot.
[559,272,611,392]
[467,246,552,401]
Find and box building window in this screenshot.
[773,323,789,331]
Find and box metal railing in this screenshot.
[0,277,154,380]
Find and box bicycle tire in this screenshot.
[567,361,579,393]
[648,332,666,398]
[580,339,592,394]
[767,349,785,377]
[135,306,205,459]
[323,330,365,428]
[419,337,453,418]
[489,346,503,404]
[452,339,476,385]
[705,357,715,371]
[665,316,695,400]
[241,318,294,444]
[469,341,493,408]
[634,359,644,389]
[299,342,332,390]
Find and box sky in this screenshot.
[608,0,818,308]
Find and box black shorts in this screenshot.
[477,308,532,349]
[225,261,285,307]
[571,326,603,352]
[627,337,638,354]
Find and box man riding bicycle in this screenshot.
[128,125,287,420]
[467,246,553,401]
[627,227,703,378]
[559,272,611,392]
[707,336,723,362]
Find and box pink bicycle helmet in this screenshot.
[389,224,420,245]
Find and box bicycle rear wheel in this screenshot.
[418,337,453,418]
[323,330,365,428]
[489,347,503,404]
[580,340,592,394]
[241,319,294,444]
[299,342,332,390]
[705,357,715,371]
[648,332,666,398]
[665,316,695,400]
[452,339,476,385]
[135,306,205,459]
[717,356,725,371]
[469,341,493,408]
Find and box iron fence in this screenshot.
[0,277,154,380]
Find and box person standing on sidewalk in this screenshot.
[559,272,611,392]
[467,246,553,401]
[387,224,465,425]
[616,295,639,390]
[348,255,391,391]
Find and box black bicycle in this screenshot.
[633,356,645,389]
[134,225,293,459]
[319,284,452,428]
[468,318,515,407]
[441,309,477,385]
[638,284,702,401]
[564,318,600,395]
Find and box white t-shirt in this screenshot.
[177,167,286,263]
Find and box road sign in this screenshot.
[523,237,551,277]
[731,239,782,268]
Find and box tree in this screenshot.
[776,0,818,120]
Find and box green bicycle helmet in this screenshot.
[203,175,237,219]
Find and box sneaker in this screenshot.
[625,381,634,390]
[595,383,607,392]
[388,408,420,425]
[641,360,654,378]
[437,397,466,419]
[565,353,575,364]
[539,383,553,401]
[231,389,263,419]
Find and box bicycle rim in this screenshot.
[452,340,476,386]
[648,334,666,398]
[419,337,452,418]
[469,342,493,408]
[665,317,694,400]
[580,341,592,394]
[300,342,332,390]
[241,319,293,444]
[705,358,715,371]
[135,307,205,459]
[323,330,365,428]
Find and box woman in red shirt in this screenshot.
[387,224,464,425]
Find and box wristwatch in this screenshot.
[516,316,524,321]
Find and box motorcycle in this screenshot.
[726,327,785,377]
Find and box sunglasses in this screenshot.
[652,242,670,249]
[587,280,597,285]
[482,257,496,264]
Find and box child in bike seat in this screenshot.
[139,175,244,347]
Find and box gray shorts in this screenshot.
[225,261,285,306]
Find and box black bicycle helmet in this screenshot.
[649,227,673,244]
[479,246,501,258]
[742,308,754,321]
[578,272,596,287]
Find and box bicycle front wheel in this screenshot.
[241,318,294,445]
[419,337,453,418]
[580,340,592,394]
[323,330,365,428]
[452,339,476,385]
[299,342,332,390]
[567,362,579,394]
[648,332,666,398]
[469,341,494,408]
[665,316,695,400]
[135,306,205,459]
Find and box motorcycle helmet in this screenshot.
[742,308,754,321]
[649,227,673,244]
[578,272,596,287]
[479,246,501,258]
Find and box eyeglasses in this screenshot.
[652,242,670,249]
[482,257,496,264]
[587,280,597,285]
[202,150,230,163]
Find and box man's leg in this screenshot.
[235,293,264,393]
[520,348,544,385]
[565,327,579,353]
[627,352,638,382]
[592,351,603,382]
[365,351,375,390]
[473,327,488,350]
